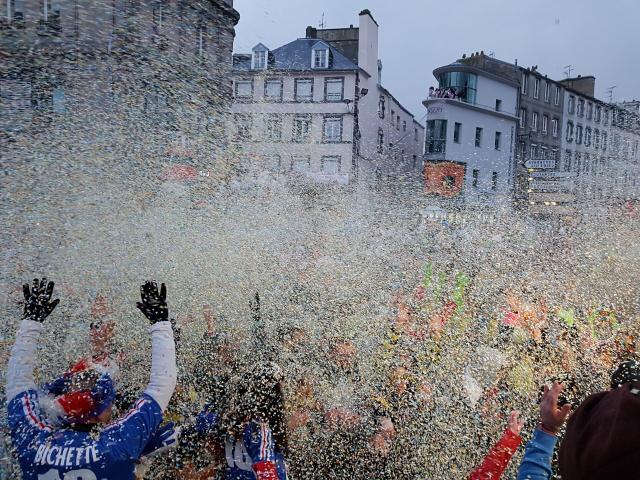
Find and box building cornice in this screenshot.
[423,98,519,122]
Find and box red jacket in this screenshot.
[468,428,522,480]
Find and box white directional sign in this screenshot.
[529,180,572,191]
[525,159,556,169]
[530,171,576,179]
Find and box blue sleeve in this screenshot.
[98,393,163,462]
[517,429,558,480]
[7,390,52,452]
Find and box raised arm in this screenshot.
[136,281,177,411]
[517,382,571,480]
[6,279,59,401]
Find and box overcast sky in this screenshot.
[233,0,639,122]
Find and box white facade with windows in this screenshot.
[422,60,518,204]
[230,10,424,185]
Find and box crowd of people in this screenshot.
[428,86,462,99]
[4,275,640,479]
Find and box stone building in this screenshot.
[0,0,240,170]
[230,10,424,185]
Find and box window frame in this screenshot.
[542,115,548,135]
[292,114,312,143]
[324,77,344,102]
[475,127,482,148]
[544,82,550,102]
[533,77,540,99]
[252,50,267,70]
[291,154,311,173]
[472,169,479,188]
[494,131,501,151]
[233,113,253,140]
[551,118,558,137]
[532,112,538,131]
[554,86,560,106]
[234,79,254,101]
[263,78,283,103]
[294,78,314,103]
[521,72,528,95]
[322,115,343,143]
[491,171,498,190]
[264,114,282,142]
[312,48,329,69]
[321,155,342,174]
[520,108,526,129]
[568,95,575,114]
[453,122,461,143]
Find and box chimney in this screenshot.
[358,9,379,78]
[305,26,317,38]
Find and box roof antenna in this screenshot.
[319,12,326,29]
[563,65,573,78]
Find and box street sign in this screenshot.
[525,159,556,169]
[529,180,572,191]
[530,171,576,179]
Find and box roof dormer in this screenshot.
[311,41,331,69]
[251,43,269,70]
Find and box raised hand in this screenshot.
[136,281,168,324]
[507,410,525,435]
[539,382,572,435]
[22,278,60,323]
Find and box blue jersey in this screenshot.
[8,390,162,480]
[223,421,287,480]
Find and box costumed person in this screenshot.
[182,362,289,479]
[6,278,177,479]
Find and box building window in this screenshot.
[234,79,253,101]
[544,82,550,102]
[324,78,344,102]
[312,47,329,69]
[540,146,548,159]
[542,115,548,135]
[426,120,447,154]
[264,79,283,102]
[453,122,461,143]
[472,169,479,188]
[291,155,311,173]
[568,95,575,114]
[521,72,528,95]
[321,156,341,174]
[495,99,502,112]
[533,77,540,99]
[585,127,592,147]
[323,116,343,143]
[530,144,537,160]
[292,115,312,142]
[396,115,400,131]
[587,103,593,120]
[414,128,419,142]
[532,112,538,131]
[252,50,267,70]
[475,127,482,147]
[594,129,600,149]
[266,154,282,173]
[491,172,498,190]
[577,99,584,117]
[551,118,558,137]
[390,110,395,125]
[520,108,526,129]
[602,132,607,150]
[563,150,572,172]
[604,109,609,125]
[234,114,252,140]
[295,78,313,102]
[438,71,477,103]
[377,128,384,153]
[576,124,583,145]
[554,86,560,106]
[403,120,407,132]
[378,95,386,118]
[566,121,574,142]
[518,141,526,159]
[494,131,501,150]
[595,106,602,122]
[265,115,282,141]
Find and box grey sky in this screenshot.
[233,0,639,121]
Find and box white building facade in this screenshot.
[422,61,518,204]
[230,10,424,185]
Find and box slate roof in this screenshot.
[233,38,359,72]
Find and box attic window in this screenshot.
[312,48,329,69]
[252,50,267,70]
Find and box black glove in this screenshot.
[136,281,169,324]
[22,278,60,323]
